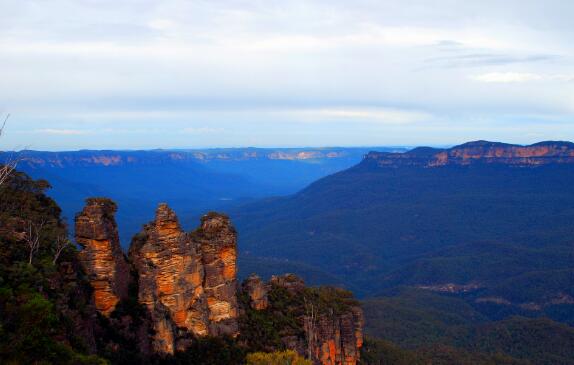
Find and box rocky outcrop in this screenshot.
[76,198,130,316]
[128,204,209,353]
[128,205,238,354]
[310,306,364,365]
[270,273,306,294]
[365,141,574,168]
[197,212,239,336]
[75,199,363,361]
[243,274,269,310]
[243,274,364,365]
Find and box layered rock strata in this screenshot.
[197,212,239,336]
[365,140,574,168]
[128,205,238,354]
[75,198,130,316]
[76,199,363,361]
[245,274,364,365]
[310,307,364,365]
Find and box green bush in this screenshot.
[246,350,312,365]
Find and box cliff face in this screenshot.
[128,205,238,354]
[241,274,364,365]
[243,274,269,310]
[75,199,363,361]
[13,148,373,168]
[128,204,209,353]
[310,306,364,365]
[197,213,239,336]
[365,141,574,168]
[76,198,130,316]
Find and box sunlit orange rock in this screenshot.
[311,306,364,365]
[366,141,574,168]
[198,212,240,336]
[129,204,210,353]
[76,198,130,316]
[267,274,364,365]
[128,204,239,354]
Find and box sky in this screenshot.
[1,0,574,150]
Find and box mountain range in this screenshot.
[231,141,574,323]
[8,147,404,245]
[3,140,573,363]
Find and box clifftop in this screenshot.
[8,148,386,168]
[364,140,574,168]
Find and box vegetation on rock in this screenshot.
[246,350,312,365]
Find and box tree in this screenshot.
[24,219,45,265]
[0,114,17,186]
[303,296,317,360]
[52,235,71,265]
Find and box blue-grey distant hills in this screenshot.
[230,141,574,326]
[5,147,405,247]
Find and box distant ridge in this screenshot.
[364,140,574,167]
[232,138,574,302]
[5,147,405,168]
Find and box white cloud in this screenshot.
[292,108,432,124]
[471,72,543,83]
[2,0,574,148]
[471,72,574,83]
[182,127,226,134]
[33,129,91,135]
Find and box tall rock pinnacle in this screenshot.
[74,199,362,361]
[128,204,239,354]
[75,198,130,316]
[198,212,239,336]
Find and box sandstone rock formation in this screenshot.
[128,204,238,354]
[198,212,239,336]
[128,203,209,353]
[76,198,130,316]
[310,306,364,365]
[243,274,269,310]
[244,274,364,365]
[75,199,363,361]
[365,140,574,168]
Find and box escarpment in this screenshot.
[75,198,130,316]
[76,199,363,362]
[364,140,574,168]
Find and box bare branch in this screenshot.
[25,219,45,265]
[52,236,71,265]
[0,113,9,138]
[303,296,317,361]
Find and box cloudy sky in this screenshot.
[1,0,574,150]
